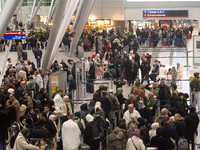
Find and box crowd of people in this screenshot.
[0,24,198,150]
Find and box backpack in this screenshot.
[90,121,101,142]
[178,137,188,150]
[77,118,85,135]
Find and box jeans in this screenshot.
[118,68,123,81]
[65,45,69,53]
[36,58,41,68]
[42,42,46,49]
[0,141,5,150]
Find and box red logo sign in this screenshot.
[4,31,26,36]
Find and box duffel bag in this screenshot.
[31,128,51,138]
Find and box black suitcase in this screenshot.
[22,51,27,60]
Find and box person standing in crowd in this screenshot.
[191,72,200,110]
[189,25,194,36]
[149,60,159,81]
[157,80,171,108]
[161,117,179,150]
[16,42,23,58]
[6,58,12,70]
[10,93,20,123]
[176,63,183,83]
[88,61,95,93]
[184,107,199,150]
[123,104,141,124]
[140,58,150,84]
[174,113,186,138]
[51,60,59,73]
[62,114,81,150]
[40,34,47,49]
[34,46,42,68]
[53,89,63,109]
[68,74,76,100]
[30,34,37,51]
[168,67,177,86]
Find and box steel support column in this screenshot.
[0,0,20,39]
[42,0,68,73]
[46,2,56,25]
[71,0,84,32]
[46,0,54,24]
[29,0,37,24]
[29,0,43,24]
[47,0,79,69]
[70,0,95,56]
[15,0,24,15]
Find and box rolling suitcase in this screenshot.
[163,40,167,46]
[22,52,27,60]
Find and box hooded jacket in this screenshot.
[192,73,200,91]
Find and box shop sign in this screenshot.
[143,10,188,17]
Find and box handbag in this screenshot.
[131,138,139,150]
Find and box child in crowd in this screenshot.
[35,137,50,150]
[114,78,125,91]
[97,64,104,79]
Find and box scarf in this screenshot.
[147,98,156,107]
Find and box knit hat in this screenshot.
[86,114,94,122]
[21,128,30,137]
[7,88,14,94]
[134,129,140,137]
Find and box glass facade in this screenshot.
[22,0,56,6]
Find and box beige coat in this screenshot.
[13,132,37,150]
[18,70,27,81]
[12,99,20,123]
[16,45,23,56]
[19,104,27,117]
[60,102,72,116]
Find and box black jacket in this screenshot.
[97,96,111,119]
[23,113,38,129]
[0,109,9,141]
[38,93,49,106]
[60,62,68,71]
[88,64,95,79]
[161,123,179,150]
[184,112,199,139]
[34,49,42,59]
[141,61,150,75]
[84,121,100,149]
[5,106,16,126]
[30,37,37,47]
[174,120,186,137]
[36,118,57,137]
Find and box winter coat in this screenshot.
[124,59,131,80]
[84,121,100,150]
[12,99,20,123]
[108,133,123,150]
[13,132,37,150]
[174,120,186,137]
[192,73,200,91]
[118,127,128,150]
[16,86,24,100]
[184,112,199,139]
[161,123,179,150]
[18,70,27,82]
[0,109,9,141]
[38,93,49,106]
[88,64,95,79]
[19,104,27,116]
[126,136,145,150]
[98,96,111,119]
[106,94,120,112]
[61,102,72,116]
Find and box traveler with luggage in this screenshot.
[13,128,40,150]
[34,46,42,68]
